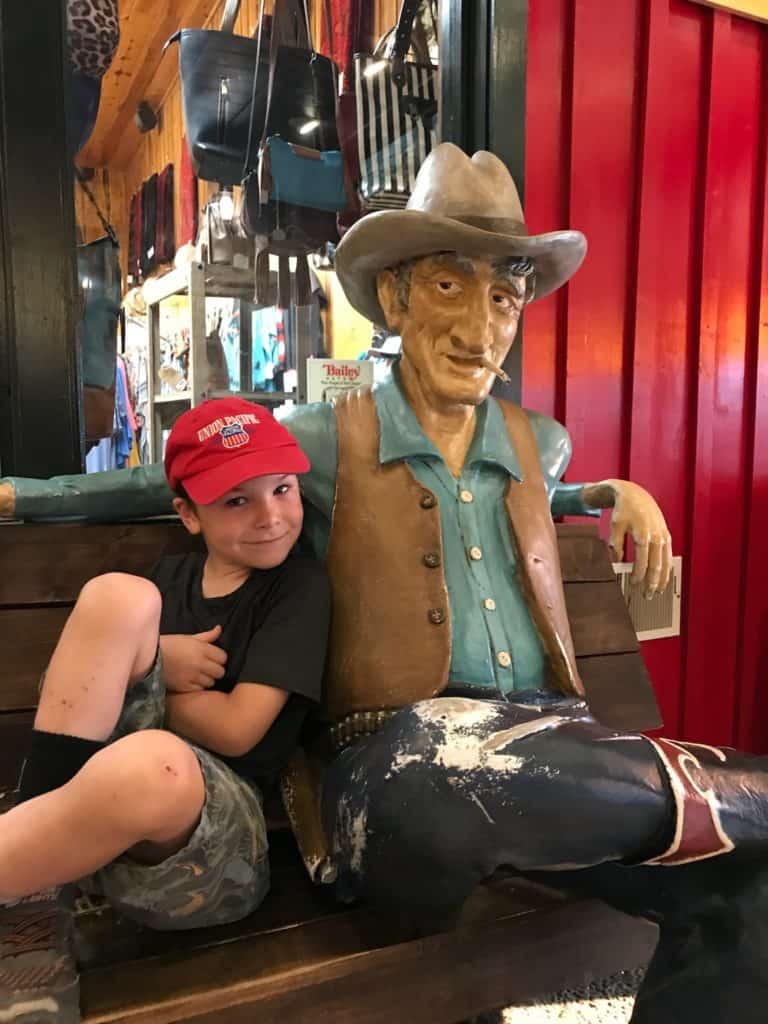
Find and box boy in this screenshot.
[0,398,330,930]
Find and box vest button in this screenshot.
[420,492,437,509]
[497,650,512,668]
[428,607,446,625]
[423,552,441,568]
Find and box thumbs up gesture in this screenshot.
[159,625,229,693]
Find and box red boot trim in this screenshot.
[642,737,735,866]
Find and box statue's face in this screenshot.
[377,254,526,407]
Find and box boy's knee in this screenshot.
[77,573,161,631]
[94,730,204,835]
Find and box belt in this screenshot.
[325,709,399,754]
[324,692,587,755]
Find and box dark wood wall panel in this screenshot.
[0,607,71,710]
[0,522,198,606]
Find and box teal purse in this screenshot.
[263,136,348,213]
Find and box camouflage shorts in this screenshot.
[79,654,270,931]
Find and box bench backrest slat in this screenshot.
[0,521,661,792]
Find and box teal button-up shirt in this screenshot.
[281,367,593,694]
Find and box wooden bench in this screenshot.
[0,519,660,1023]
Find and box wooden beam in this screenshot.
[0,0,83,475]
[79,0,221,169]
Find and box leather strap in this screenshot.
[392,0,422,60]
[75,171,118,246]
[373,24,431,65]
[241,0,267,177]
[220,0,241,34]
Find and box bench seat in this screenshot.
[75,832,656,1024]
[0,518,660,1022]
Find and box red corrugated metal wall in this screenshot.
[524,0,768,750]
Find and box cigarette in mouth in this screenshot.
[481,357,511,384]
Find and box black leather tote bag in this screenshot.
[165,0,339,186]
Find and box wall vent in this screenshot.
[612,556,682,641]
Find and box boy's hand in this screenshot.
[159,626,228,693]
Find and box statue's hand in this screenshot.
[0,482,15,518]
[581,479,672,597]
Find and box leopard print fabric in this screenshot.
[67,0,120,79]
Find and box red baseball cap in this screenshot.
[164,398,310,505]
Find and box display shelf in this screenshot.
[144,260,311,462]
[154,392,192,404]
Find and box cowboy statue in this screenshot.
[2,144,768,1022]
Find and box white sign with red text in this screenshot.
[307,358,374,404]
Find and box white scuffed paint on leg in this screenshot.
[412,697,501,730]
[385,751,423,778]
[348,804,368,875]
[479,716,571,769]
[469,792,496,824]
[411,698,527,774]
[336,794,370,877]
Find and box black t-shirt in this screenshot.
[149,551,330,791]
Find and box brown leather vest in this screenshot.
[323,389,584,719]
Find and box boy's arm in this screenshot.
[166,685,290,757]
[168,559,330,757]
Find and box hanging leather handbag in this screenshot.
[75,173,122,441]
[237,184,339,253]
[235,0,343,252]
[164,0,339,186]
[354,1,438,210]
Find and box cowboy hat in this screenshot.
[335,143,587,326]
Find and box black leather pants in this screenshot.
[322,692,768,1023]
[322,693,673,914]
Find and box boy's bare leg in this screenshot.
[34,572,161,740]
[0,572,204,898]
[0,729,205,897]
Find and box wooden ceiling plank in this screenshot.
[88,1,187,166]
[77,0,161,166]
[79,0,222,168]
[110,0,222,170]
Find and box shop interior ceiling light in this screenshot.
[299,119,321,135]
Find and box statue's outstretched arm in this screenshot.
[0,463,174,522]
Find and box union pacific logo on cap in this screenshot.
[164,397,309,504]
[195,411,260,444]
[220,422,251,449]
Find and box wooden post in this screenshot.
[0,0,83,475]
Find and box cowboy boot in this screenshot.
[628,856,768,1024]
[637,737,768,868]
[563,738,768,1023]
[522,736,768,1023]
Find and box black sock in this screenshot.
[15,730,106,804]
